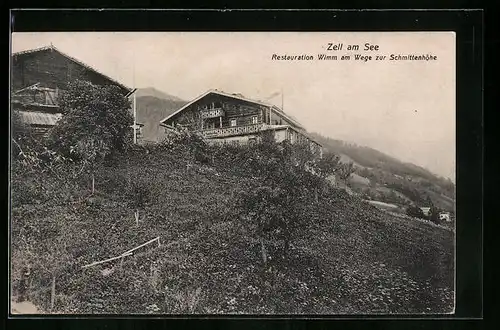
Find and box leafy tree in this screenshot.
[429,205,440,223]
[316,152,340,179]
[337,161,356,184]
[47,80,134,193]
[425,195,434,208]
[235,137,322,264]
[161,126,211,164]
[406,205,425,218]
[11,109,29,142]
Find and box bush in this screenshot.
[47,80,133,161]
[406,205,425,218]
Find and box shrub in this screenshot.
[406,205,425,218]
[48,80,133,159]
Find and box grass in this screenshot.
[11,148,455,314]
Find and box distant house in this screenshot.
[419,207,431,217]
[11,45,135,137]
[439,212,451,222]
[159,89,322,156]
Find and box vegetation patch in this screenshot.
[10,83,454,314]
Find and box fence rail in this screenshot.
[81,236,161,270]
[81,252,133,269]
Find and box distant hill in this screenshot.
[134,88,186,142]
[131,88,455,211]
[135,87,185,102]
[309,132,456,212]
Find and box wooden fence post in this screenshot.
[260,237,267,266]
[50,274,56,312]
[27,271,32,302]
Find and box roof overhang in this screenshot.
[126,88,137,98]
[159,89,305,130]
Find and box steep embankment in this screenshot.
[11,145,454,314]
[310,133,456,212]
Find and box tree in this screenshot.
[161,126,211,164]
[48,80,134,193]
[316,152,340,179]
[425,195,434,208]
[429,205,440,223]
[406,205,425,218]
[235,137,321,264]
[11,108,29,143]
[337,161,356,184]
[423,196,439,223]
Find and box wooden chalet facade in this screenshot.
[159,90,323,157]
[11,45,140,139]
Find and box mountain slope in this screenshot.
[310,133,455,212]
[134,88,186,142]
[131,88,455,211]
[11,144,454,314]
[135,87,185,102]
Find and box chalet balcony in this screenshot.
[200,108,225,119]
[199,124,263,138]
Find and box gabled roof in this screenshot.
[159,89,304,129]
[12,45,132,94]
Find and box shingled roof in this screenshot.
[12,44,132,94]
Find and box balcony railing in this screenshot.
[200,108,225,119]
[199,124,264,138]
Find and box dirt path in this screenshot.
[11,300,42,314]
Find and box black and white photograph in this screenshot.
[9,31,456,315]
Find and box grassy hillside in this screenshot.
[134,88,186,142]
[11,138,454,314]
[310,133,456,212]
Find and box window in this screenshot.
[252,116,258,124]
[230,119,237,127]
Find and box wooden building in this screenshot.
[419,207,431,217]
[439,212,451,222]
[11,45,138,138]
[159,89,322,156]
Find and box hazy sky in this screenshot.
[11,32,455,180]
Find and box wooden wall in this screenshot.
[169,94,269,128]
[167,93,302,131]
[12,49,127,93]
